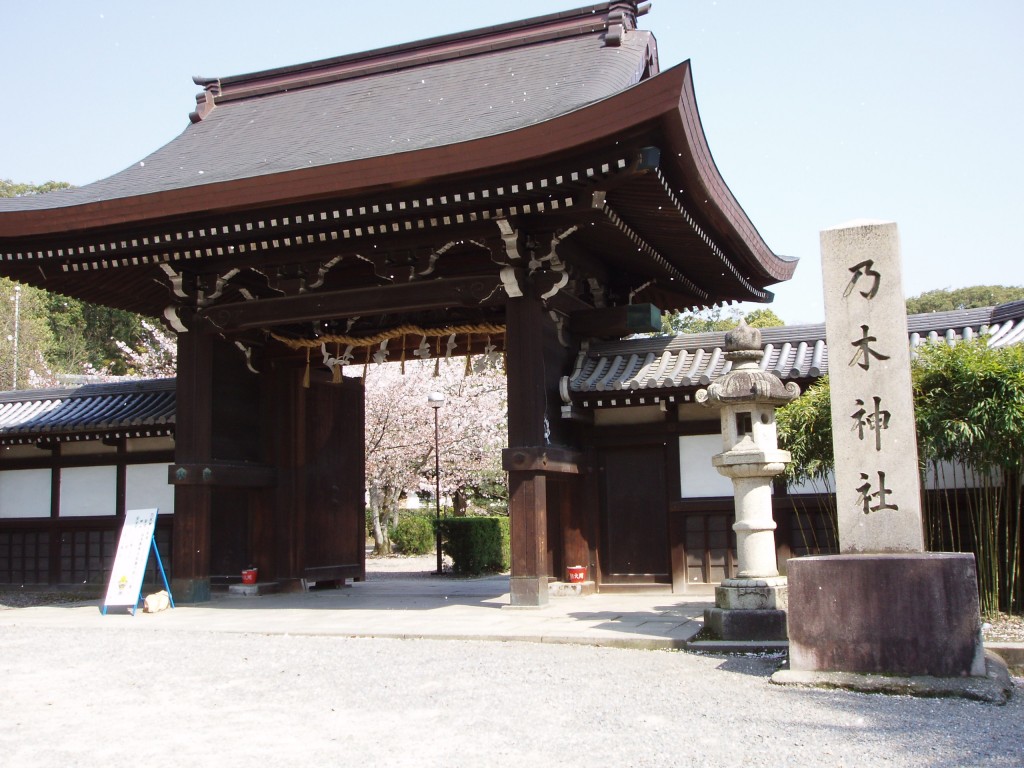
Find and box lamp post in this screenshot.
[427,391,445,575]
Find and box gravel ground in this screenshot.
[1,551,1022,767]
[0,553,1022,766]
[0,626,1020,768]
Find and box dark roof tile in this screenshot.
[565,302,1024,403]
[0,29,651,212]
[0,379,175,444]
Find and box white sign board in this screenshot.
[102,508,159,613]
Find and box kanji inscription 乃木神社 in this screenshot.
[821,221,924,553]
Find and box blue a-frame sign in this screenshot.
[101,508,174,615]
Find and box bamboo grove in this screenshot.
[777,339,1024,614]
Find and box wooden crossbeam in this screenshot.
[197,275,501,332]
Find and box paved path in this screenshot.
[0,575,712,649]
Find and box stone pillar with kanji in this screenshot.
[697,321,799,641]
[773,220,1010,702]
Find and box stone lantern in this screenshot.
[696,321,800,640]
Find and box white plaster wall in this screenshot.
[0,468,52,518]
[60,466,117,517]
[924,461,992,490]
[784,463,999,494]
[786,472,836,495]
[679,434,734,498]
[126,464,175,515]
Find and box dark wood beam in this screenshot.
[568,303,661,338]
[502,446,583,474]
[197,275,501,332]
[168,462,277,488]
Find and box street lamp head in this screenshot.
[427,391,445,409]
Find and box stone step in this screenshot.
[597,583,673,595]
[227,581,281,598]
[548,580,596,598]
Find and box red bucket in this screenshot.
[241,568,258,585]
[566,565,587,583]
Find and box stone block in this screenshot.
[703,607,788,641]
[548,580,596,598]
[510,576,549,607]
[227,581,280,598]
[787,553,985,677]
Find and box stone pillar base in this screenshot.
[509,576,549,608]
[702,576,788,641]
[704,606,788,641]
[785,553,986,677]
[171,577,210,604]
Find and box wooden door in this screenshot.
[302,377,366,583]
[599,442,670,583]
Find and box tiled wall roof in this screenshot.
[0,379,175,445]
[564,301,1024,404]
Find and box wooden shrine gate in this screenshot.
[0,3,794,605]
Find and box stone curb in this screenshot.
[686,639,788,655]
[770,651,1013,704]
[987,643,1024,673]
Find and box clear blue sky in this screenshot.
[3,1,1021,323]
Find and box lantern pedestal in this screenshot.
[704,576,789,641]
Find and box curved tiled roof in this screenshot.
[564,301,1024,403]
[0,14,651,212]
[0,379,175,445]
[0,2,795,319]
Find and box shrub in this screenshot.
[438,516,510,575]
[390,515,436,555]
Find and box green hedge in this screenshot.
[390,515,436,555]
[437,517,510,575]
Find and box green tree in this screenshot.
[743,308,785,328]
[776,377,835,489]
[0,279,55,389]
[661,306,784,334]
[913,339,1024,613]
[44,294,145,375]
[906,285,1024,314]
[0,179,71,197]
[775,377,838,554]
[2,180,150,379]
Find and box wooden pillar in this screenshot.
[505,295,550,606]
[171,331,213,603]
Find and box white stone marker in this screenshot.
[821,220,924,553]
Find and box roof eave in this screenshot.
[660,62,797,285]
[0,60,792,302]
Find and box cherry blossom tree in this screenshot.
[102,320,177,378]
[362,357,507,554]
